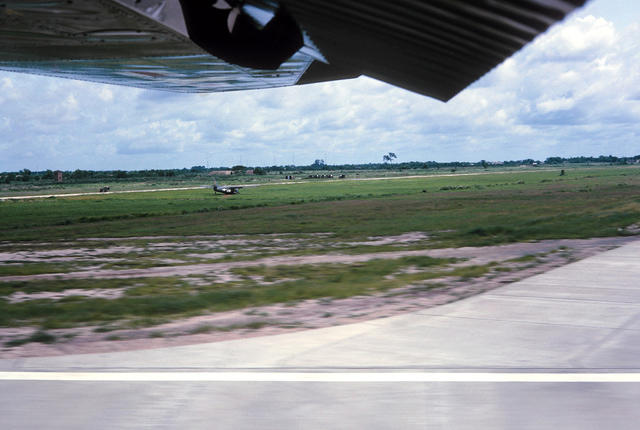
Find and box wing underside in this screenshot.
[0,0,586,99]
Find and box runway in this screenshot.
[2,239,640,429]
[0,169,538,201]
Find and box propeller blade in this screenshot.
[227,8,240,33]
[213,0,232,10]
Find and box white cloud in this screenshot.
[114,119,201,155]
[532,15,617,61]
[536,97,576,113]
[64,94,78,110]
[1,77,13,89]
[98,88,114,102]
[0,77,19,104]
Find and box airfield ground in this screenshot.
[1,166,639,356]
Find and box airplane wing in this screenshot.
[0,0,586,100]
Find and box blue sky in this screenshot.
[1,0,639,171]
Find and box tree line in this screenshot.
[2,154,639,184]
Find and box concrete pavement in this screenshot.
[2,239,640,428]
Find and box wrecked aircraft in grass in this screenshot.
[213,179,242,195]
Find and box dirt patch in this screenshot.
[0,235,635,358]
[0,236,628,283]
[8,288,126,303]
[0,234,329,264]
[0,246,143,262]
[346,232,430,246]
[187,253,227,260]
[622,223,640,234]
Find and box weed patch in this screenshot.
[4,330,56,347]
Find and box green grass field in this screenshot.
[2,166,639,245]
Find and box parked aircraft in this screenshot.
[213,179,242,195]
[0,1,586,100]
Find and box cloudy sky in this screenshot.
[1,0,639,171]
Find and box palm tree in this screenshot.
[383,152,397,163]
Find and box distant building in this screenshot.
[54,170,63,182]
[245,169,254,175]
[208,170,233,176]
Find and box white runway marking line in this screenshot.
[2,372,640,383]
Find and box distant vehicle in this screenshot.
[99,186,110,193]
[213,179,242,195]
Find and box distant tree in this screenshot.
[545,157,563,164]
[253,167,266,175]
[231,165,246,172]
[19,168,32,181]
[190,165,206,172]
[71,169,92,179]
[311,159,326,170]
[383,152,397,163]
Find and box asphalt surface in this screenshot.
[2,239,640,429]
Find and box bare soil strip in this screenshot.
[0,236,633,358]
[0,237,629,283]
